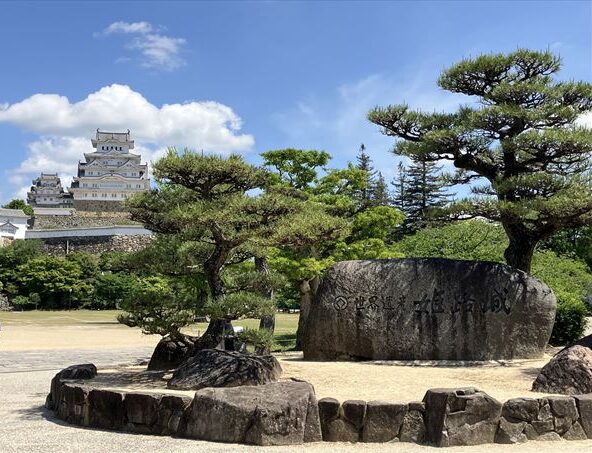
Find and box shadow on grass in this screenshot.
[272,333,297,353]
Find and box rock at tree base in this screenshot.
[147,334,197,371]
[181,381,322,445]
[423,387,502,447]
[532,345,592,395]
[168,349,282,390]
[303,258,556,361]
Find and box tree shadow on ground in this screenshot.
[92,367,171,391]
[520,366,543,379]
[80,321,120,325]
[13,401,67,425]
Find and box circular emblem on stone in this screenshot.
[333,296,348,311]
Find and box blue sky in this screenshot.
[0,0,590,203]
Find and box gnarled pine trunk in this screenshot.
[256,256,276,333]
[192,319,227,351]
[295,276,320,351]
[502,224,539,273]
[194,244,230,352]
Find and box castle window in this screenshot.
[92,193,97,198]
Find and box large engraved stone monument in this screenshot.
[303,258,556,361]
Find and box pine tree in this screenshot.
[370,49,592,271]
[355,143,376,208]
[371,172,390,206]
[392,159,450,233]
[127,149,320,351]
[392,162,409,213]
[403,157,450,231]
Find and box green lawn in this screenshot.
[0,310,123,326]
[0,310,299,350]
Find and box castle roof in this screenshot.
[0,208,29,218]
[92,129,134,149]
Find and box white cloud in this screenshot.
[101,21,153,35]
[10,137,86,199]
[0,84,254,150]
[0,84,254,201]
[128,34,186,70]
[96,21,186,71]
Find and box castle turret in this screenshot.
[27,173,73,208]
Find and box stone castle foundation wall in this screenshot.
[38,234,153,256]
[72,200,127,212]
[33,211,140,230]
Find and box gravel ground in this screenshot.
[2,367,592,453]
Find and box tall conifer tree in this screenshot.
[371,172,391,206]
[403,157,450,231]
[355,143,376,208]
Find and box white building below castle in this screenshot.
[0,208,30,240]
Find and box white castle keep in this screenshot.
[68,129,150,211]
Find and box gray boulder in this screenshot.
[423,387,502,447]
[168,349,282,390]
[362,401,407,443]
[47,363,97,411]
[155,395,193,435]
[87,389,125,430]
[181,381,322,445]
[399,402,426,443]
[532,345,592,395]
[575,394,592,439]
[502,397,539,423]
[124,392,161,433]
[495,418,527,444]
[56,383,90,426]
[148,334,197,371]
[562,333,592,351]
[303,259,556,361]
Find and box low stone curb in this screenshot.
[47,364,592,447]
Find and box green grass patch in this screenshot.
[0,310,300,346]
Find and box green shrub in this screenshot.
[549,291,588,346]
[237,327,274,354]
